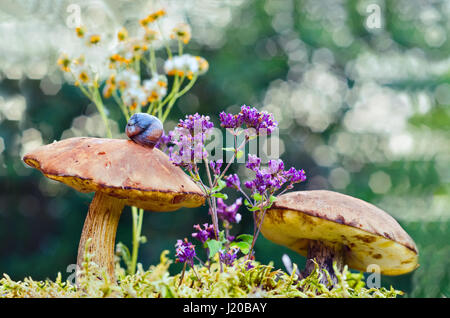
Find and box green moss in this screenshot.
[0,249,402,298]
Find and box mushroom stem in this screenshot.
[76,192,124,285]
[303,240,344,286]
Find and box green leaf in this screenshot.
[236,150,244,159]
[218,230,227,243]
[269,195,277,203]
[206,239,223,258]
[247,205,260,212]
[222,147,235,152]
[252,193,263,202]
[211,179,226,192]
[212,192,228,200]
[236,234,253,245]
[230,241,250,254]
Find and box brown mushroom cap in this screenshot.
[23,137,205,211]
[260,190,419,275]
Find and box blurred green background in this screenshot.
[0,0,449,297]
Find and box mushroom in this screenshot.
[258,190,418,285]
[23,137,205,283]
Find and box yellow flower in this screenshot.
[143,29,158,43]
[109,54,131,68]
[140,9,166,27]
[124,39,149,58]
[75,26,85,38]
[132,42,148,53]
[157,80,167,88]
[148,91,159,103]
[167,69,186,77]
[171,23,191,44]
[88,34,101,45]
[102,74,116,98]
[57,54,71,72]
[117,28,128,42]
[79,71,90,83]
[195,56,209,75]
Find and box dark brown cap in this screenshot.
[23,137,205,211]
[261,190,418,275]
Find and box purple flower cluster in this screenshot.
[175,238,196,266]
[209,159,223,175]
[225,174,240,190]
[216,198,242,224]
[169,113,214,171]
[244,154,306,195]
[219,105,277,135]
[245,154,261,171]
[219,112,242,129]
[191,223,215,243]
[155,131,173,151]
[219,247,239,266]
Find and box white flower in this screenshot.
[142,74,168,101]
[122,86,147,108]
[116,69,140,89]
[163,54,208,78]
[70,59,95,85]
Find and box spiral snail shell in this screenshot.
[126,113,163,148]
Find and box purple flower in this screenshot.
[219,106,277,136]
[155,131,173,152]
[284,167,307,188]
[191,223,215,243]
[178,113,214,132]
[245,170,272,195]
[246,154,261,171]
[267,159,284,174]
[225,173,241,190]
[175,238,196,266]
[240,105,277,135]
[216,198,242,224]
[209,159,223,176]
[169,113,214,171]
[244,154,306,195]
[219,247,239,266]
[219,112,243,129]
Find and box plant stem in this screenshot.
[178,39,183,56]
[157,20,172,59]
[212,136,246,188]
[161,75,193,122]
[155,75,181,119]
[149,47,157,74]
[247,198,269,260]
[129,206,145,275]
[204,158,220,240]
[91,86,112,138]
[113,90,130,121]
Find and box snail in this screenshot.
[126,113,163,148]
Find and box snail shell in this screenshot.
[126,113,163,149]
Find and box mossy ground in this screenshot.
[0,250,402,298]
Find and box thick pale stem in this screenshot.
[76,192,124,285]
[303,240,344,286]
